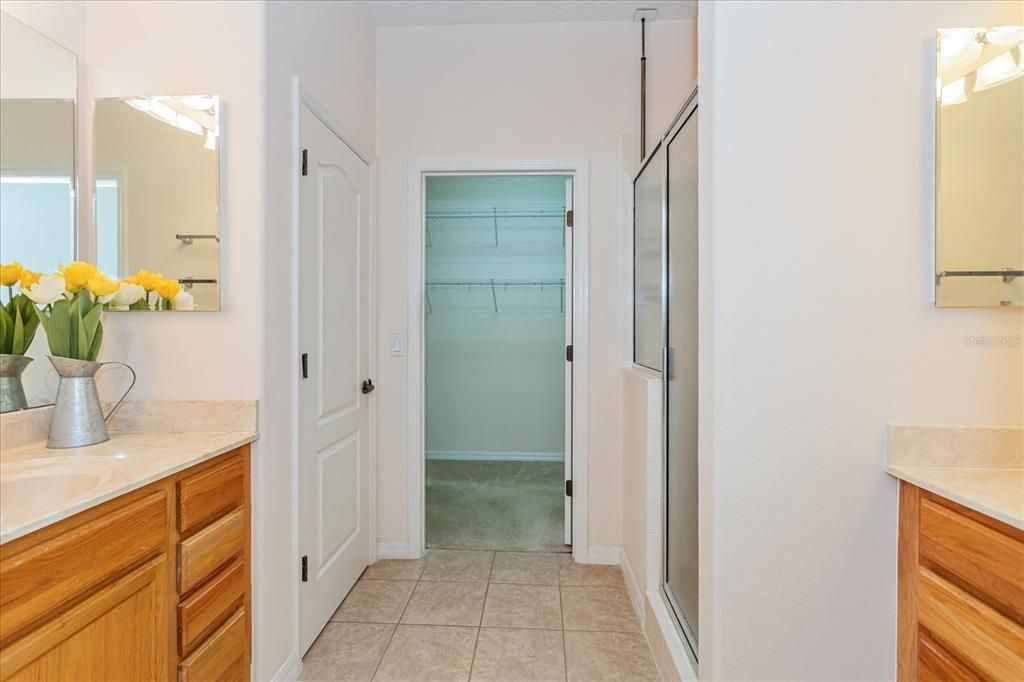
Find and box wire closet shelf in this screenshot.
[424,278,566,314]
[424,205,566,248]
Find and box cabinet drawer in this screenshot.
[918,567,1024,681]
[918,632,981,682]
[0,491,167,645]
[178,508,245,594]
[178,607,247,682]
[920,498,1024,620]
[178,454,245,536]
[178,558,246,656]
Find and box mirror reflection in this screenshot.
[0,11,77,413]
[94,96,221,311]
[935,26,1024,307]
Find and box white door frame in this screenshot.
[290,76,377,657]
[406,158,590,563]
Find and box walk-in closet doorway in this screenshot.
[406,160,590,562]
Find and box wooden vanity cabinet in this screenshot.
[898,481,1024,681]
[0,445,251,682]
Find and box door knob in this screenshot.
[361,379,375,395]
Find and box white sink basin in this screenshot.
[0,458,117,527]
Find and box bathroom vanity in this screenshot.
[0,411,256,681]
[888,426,1024,680]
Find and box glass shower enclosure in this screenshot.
[633,88,699,659]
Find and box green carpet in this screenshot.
[426,459,568,553]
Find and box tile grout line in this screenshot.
[368,557,426,680]
[466,551,496,681]
[559,571,569,682]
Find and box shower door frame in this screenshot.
[658,88,700,662]
[405,158,590,563]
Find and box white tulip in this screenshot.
[23,274,67,305]
[172,290,195,311]
[111,282,146,308]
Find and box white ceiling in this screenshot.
[361,1,696,27]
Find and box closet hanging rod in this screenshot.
[425,278,565,287]
[425,278,565,314]
[426,207,565,220]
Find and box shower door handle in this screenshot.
[361,379,376,395]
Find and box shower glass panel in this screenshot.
[424,175,570,552]
[633,145,664,371]
[664,105,699,654]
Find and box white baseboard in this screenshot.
[619,549,645,629]
[426,450,564,462]
[376,542,411,559]
[645,590,698,681]
[586,544,621,565]
[271,650,302,682]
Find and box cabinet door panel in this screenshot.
[0,556,170,682]
[0,491,167,645]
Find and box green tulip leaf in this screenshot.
[87,321,104,362]
[12,308,24,357]
[76,314,90,360]
[0,305,11,355]
[17,297,39,353]
[44,299,72,358]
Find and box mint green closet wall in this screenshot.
[425,175,567,460]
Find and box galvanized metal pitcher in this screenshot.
[0,354,32,412]
[47,356,136,449]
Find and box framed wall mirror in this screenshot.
[935,26,1023,308]
[0,10,77,412]
[93,95,221,311]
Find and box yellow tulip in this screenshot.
[154,276,182,301]
[86,272,119,299]
[0,262,24,287]
[18,269,42,289]
[131,270,164,292]
[59,261,99,292]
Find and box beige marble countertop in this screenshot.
[0,430,257,545]
[886,424,1024,531]
[885,464,1023,531]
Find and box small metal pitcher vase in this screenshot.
[0,354,32,412]
[47,356,136,449]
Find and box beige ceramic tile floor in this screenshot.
[300,550,661,681]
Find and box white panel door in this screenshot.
[564,177,574,545]
[298,104,371,654]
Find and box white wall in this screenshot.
[700,1,1024,679]
[0,10,77,99]
[621,366,662,596]
[375,19,696,554]
[81,1,266,401]
[263,1,376,678]
[3,1,265,399]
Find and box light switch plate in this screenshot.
[391,334,406,357]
